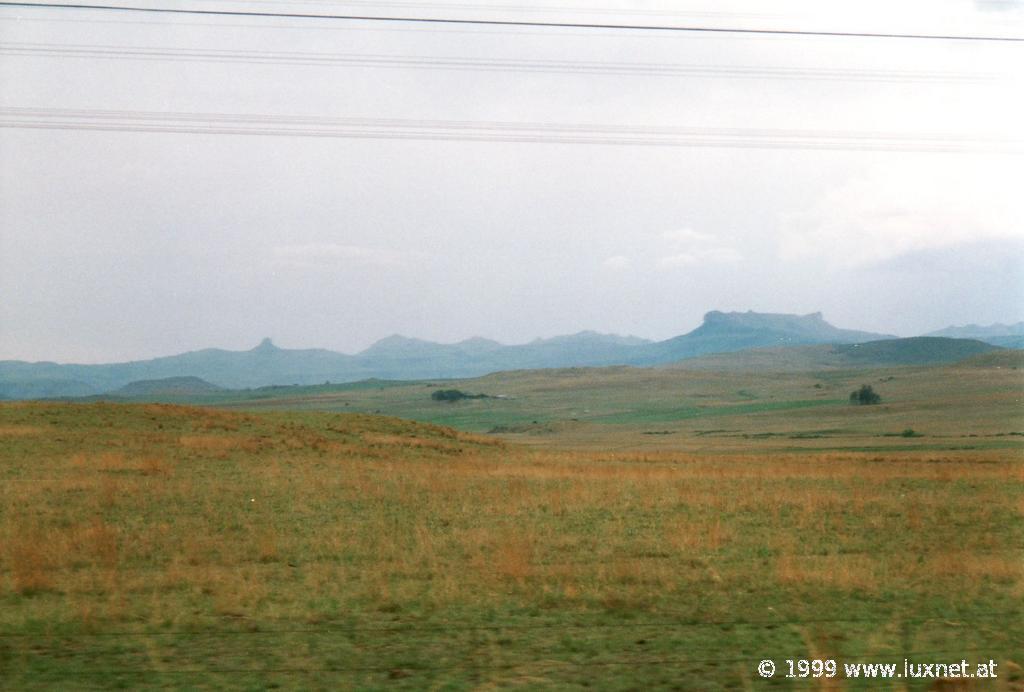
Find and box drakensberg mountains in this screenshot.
[0,311,1007,399]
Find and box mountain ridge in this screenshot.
[924,322,1024,349]
[0,310,960,398]
[925,321,1024,339]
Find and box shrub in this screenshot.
[849,384,881,405]
[431,389,488,402]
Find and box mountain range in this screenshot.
[924,322,1024,349]
[0,311,1012,399]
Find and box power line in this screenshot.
[0,1,1022,42]
[0,41,997,83]
[2,107,1018,153]
[0,13,790,41]
[202,0,781,22]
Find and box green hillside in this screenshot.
[668,337,1001,371]
[112,376,225,397]
[830,336,998,364]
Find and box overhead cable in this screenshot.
[0,1,1021,42]
[1,106,1019,153]
[0,41,997,82]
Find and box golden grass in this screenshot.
[774,555,879,593]
[0,401,1021,688]
[5,529,55,595]
[0,424,43,436]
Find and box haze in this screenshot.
[1,0,1022,363]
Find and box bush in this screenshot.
[432,389,466,402]
[849,384,881,405]
[431,389,488,402]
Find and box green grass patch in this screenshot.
[594,399,842,424]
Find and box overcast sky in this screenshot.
[1,0,1022,363]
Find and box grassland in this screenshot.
[146,353,1024,455]
[2,375,1023,689]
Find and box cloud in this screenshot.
[268,243,405,269]
[779,158,1024,268]
[657,227,742,268]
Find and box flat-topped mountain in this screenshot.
[696,311,885,342]
[634,311,892,364]
[0,310,972,398]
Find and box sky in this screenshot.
[1,0,1022,363]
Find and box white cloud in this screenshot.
[779,157,1024,267]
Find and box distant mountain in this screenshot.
[0,338,356,394]
[694,310,888,343]
[529,331,650,347]
[0,311,898,398]
[925,322,1024,346]
[344,330,654,380]
[0,377,98,400]
[113,376,225,397]
[636,311,891,364]
[359,335,450,359]
[451,337,505,355]
[504,331,653,369]
[984,335,1024,349]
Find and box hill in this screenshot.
[144,345,1023,452]
[667,337,1001,372]
[0,377,98,400]
[950,349,1024,369]
[112,376,225,397]
[829,337,1000,365]
[0,310,893,398]
[981,335,1024,349]
[664,344,848,372]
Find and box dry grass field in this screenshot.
[1,395,1022,689]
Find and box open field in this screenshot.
[139,351,1024,453]
[1,396,1022,689]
